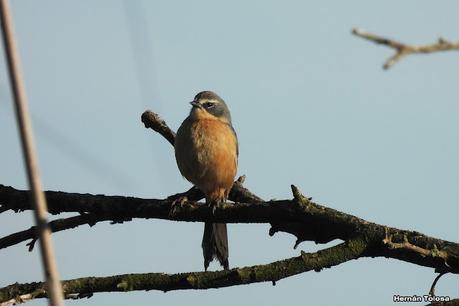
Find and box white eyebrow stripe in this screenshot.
[201,99,220,104]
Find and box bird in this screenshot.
[174,91,238,270]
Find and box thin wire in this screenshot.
[123,0,172,193]
[122,0,160,110]
[0,1,64,305]
[31,114,133,191]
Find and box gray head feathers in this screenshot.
[191,90,232,123]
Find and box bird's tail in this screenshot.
[202,222,229,270]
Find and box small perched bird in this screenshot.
[174,91,238,270]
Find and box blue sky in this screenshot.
[1,1,458,305]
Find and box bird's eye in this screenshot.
[203,102,215,109]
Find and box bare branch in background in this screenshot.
[352,28,459,69]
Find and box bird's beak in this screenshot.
[190,101,202,109]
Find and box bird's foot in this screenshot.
[167,186,204,202]
[169,196,188,217]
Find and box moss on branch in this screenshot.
[0,238,367,303]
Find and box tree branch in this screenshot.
[0,237,367,304]
[141,110,176,146]
[1,183,458,274]
[0,213,120,251]
[0,177,261,251]
[352,28,459,69]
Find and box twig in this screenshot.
[141,110,176,146]
[429,272,448,296]
[0,289,46,306]
[0,237,367,304]
[383,228,450,266]
[352,28,459,69]
[0,213,122,251]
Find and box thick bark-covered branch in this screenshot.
[352,28,459,69]
[1,183,458,274]
[0,238,368,304]
[0,177,261,251]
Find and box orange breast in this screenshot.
[175,116,238,202]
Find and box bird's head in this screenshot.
[189,91,232,124]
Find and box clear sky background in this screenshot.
[1,1,458,305]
